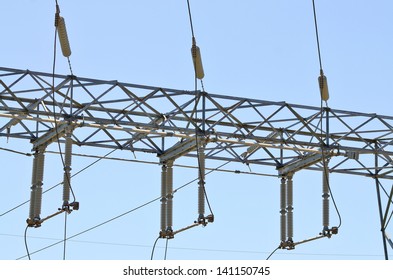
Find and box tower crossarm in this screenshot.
[1,67,393,178]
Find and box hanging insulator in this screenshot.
[197,142,206,221]
[191,37,204,80]
[57,16,72,58]
[160,164,168,233]
[318,70,329,101]
[280,177,287,243]
[62,133,73,205]
[166,161,174,233]
[54,4,60,27]
[286,175,294,242]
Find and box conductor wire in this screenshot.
[150,236,160,260]
[312,0,323,71]
[186,0,195,39]
[24,225,31,260]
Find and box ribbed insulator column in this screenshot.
[33,149,45,220]
[57,16,72,57]
[160,164,167,233]
[197,143,205,220]
[62,132,73,205]
[166,161,173,231]
[280,177,287,243]
[28,153,38,220]
[286,175,294,242]
[322,163,330,230]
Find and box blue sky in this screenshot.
[0,0,392,260]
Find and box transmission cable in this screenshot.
[150,236,160,260]
[265,246,279,260]
[312,0,323,72]
[164,238,169,260]
[24,225,31,260]
[0,147,32,157]
[62,211,68,260]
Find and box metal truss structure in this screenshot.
[1,66,392,258]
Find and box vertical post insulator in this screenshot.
[322,162,330,232]
[62,131,73,206]
[166,161,174,233]
[34,149,45,220]
[28,147,46,225]
[286,175,294,242]
[280,177,287,244]
[28,153,38,220]
[198,141,206,221]
[160,164,168,233]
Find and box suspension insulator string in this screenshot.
[57,16,71,58]
[191,37,205,80]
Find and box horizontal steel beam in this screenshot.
[1,67,393,179]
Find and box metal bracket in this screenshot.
[31,122,79,150]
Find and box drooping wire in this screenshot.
[24,225,31,260]
[150,236,160,260]
[62,211,68,260]
[265,246,279,260]
[164,238,169,260]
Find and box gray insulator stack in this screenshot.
[29,154,38,220]
[197,143,205,220]
[62,133,73,205]
[29,149,45,221]
[322,163,330,230]
[34,150,45,220]
[166,161,173,231]
[160,164,168,232]
[280,177,287,243]
[286,176,294,242]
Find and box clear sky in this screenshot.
[0,0,392,260]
